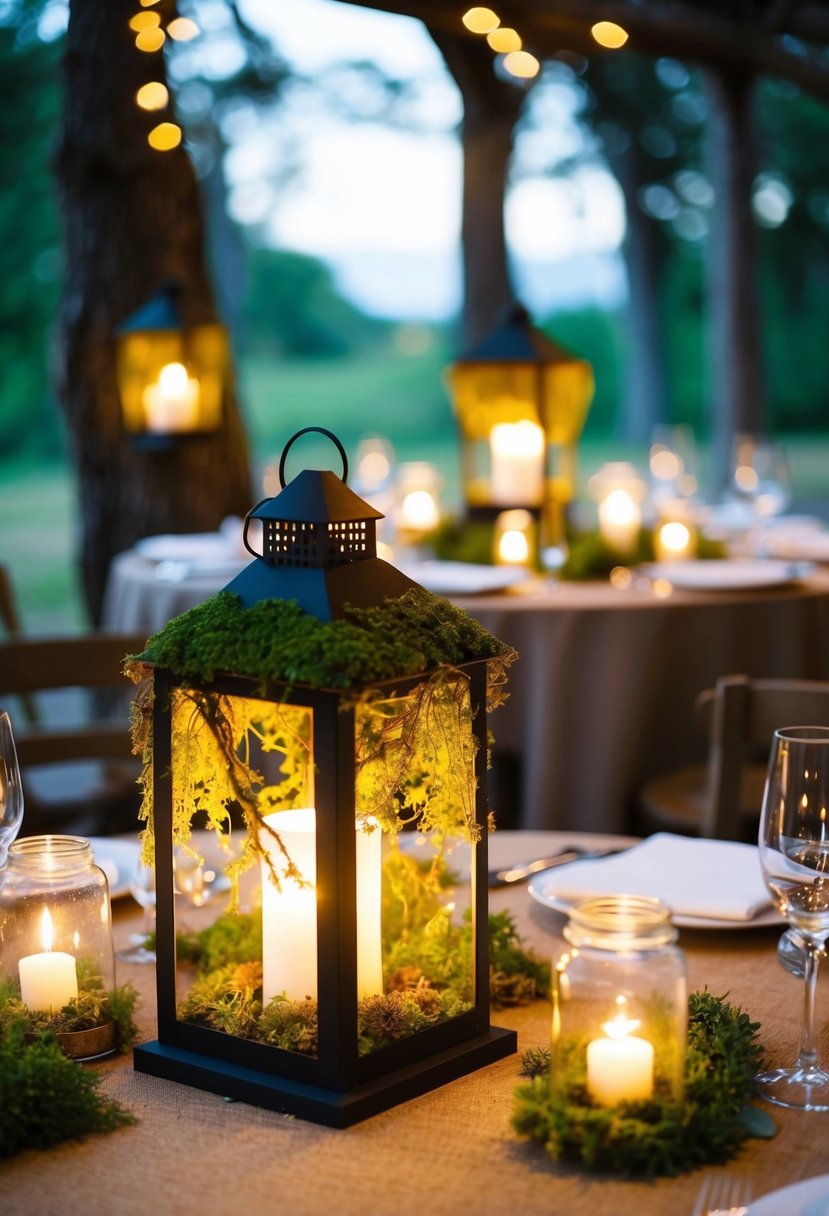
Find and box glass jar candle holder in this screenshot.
[552,895,687,1108]
[0,835,116,1057]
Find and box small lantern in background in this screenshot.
[493,509,536,569]
[131,427,516,1126]
[116,280,229,448]
[588,462,646,558]
[446,303,594,554]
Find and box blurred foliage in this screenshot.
[238,245,392,358]
[0,2,63,459]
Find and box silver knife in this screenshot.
[487,846,625,888]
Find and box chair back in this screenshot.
[0,633,148,835]
[695,674,829,838]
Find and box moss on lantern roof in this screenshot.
[132,586,514,691]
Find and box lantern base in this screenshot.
[134,1025,517,1128]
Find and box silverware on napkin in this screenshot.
[487,846,626,888]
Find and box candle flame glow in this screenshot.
[602,995,641,1039]
[40,906,54,952]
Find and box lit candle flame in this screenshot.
[40,906,54,952]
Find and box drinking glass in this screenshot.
[730,435,792,521]
[0,711,24,866]
[756,726,829,1110]
[116,861,156,964]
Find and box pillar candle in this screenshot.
[489,420,545,506]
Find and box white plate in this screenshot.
[398,560,531,596]
[762,532,829,563]
[88,837,141,899]
[527,874,783,930]
[749,1172,829,1215]
[639,559,805,591]
[135,533,238,562]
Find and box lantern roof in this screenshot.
[455,302,579,367]
[117,281,184,335]
[249,469,382,525]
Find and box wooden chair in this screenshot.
[636,674,829,840]
[0,633,149,837]
[0,563,39,723]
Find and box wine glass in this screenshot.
[116,861,156,964]
[730,435,792,522]
[756,726,829,1110]
[0,710,24,866]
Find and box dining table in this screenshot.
[102,546,829,834]
[1,829,827,1216]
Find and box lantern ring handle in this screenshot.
[242,498,269,559]
[279,427,348,489]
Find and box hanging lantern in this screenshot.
[115,281,229,448]
[130,427,517,1126]
[446,303,594,552]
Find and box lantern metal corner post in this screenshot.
[133,427,517,1127]
[446,301,595,554]
[115,279,229,451]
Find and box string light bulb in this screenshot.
[130,10,160,31]
[503,50,540,78]
[591,21,629,49]
[136,81,169,111]
[135,26,165,52]
[148,122,182,151]
[167,17,199,41]
[462,7,500,34]
[487,27,521,52]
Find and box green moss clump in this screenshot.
[0,1025,136,1159]
[512,989,772,1177]
[130,587,514,692]
[0,968,139,1054]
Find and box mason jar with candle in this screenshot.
[551,896,687,1108]
[0,836,115,1052]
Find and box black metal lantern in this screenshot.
[446,303,594,547]
[115,280,229,449]
[133,427,517,1126]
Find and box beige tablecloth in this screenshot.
[103,552,829,832]
[1,830,827,1216]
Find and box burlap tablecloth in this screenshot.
[2,831,828,1215]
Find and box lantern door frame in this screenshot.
[134,661,516,1126]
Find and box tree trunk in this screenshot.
[608,140,670,442]
[705,68,764,492]
[428,31,525,346]
[54,0,252,626]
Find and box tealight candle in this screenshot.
[598,489,641,555]
[18,906,79,1013]
[494,509,535,567]
[586,1006,654,1106]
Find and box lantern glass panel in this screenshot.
[117,322,227,434]
[163,670,480,1062]
[354,673,477,1055]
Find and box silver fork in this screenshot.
[691,1172,752,1216]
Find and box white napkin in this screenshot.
[541,833,773,923]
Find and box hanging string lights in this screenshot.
[461,7,631,78]
[129,1,200,152]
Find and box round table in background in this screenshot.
[103,549,829,833]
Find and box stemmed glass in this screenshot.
[730,435,792,522]
[756,726,829,1110]
[116,861,156,964]
[0,711,24,866]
